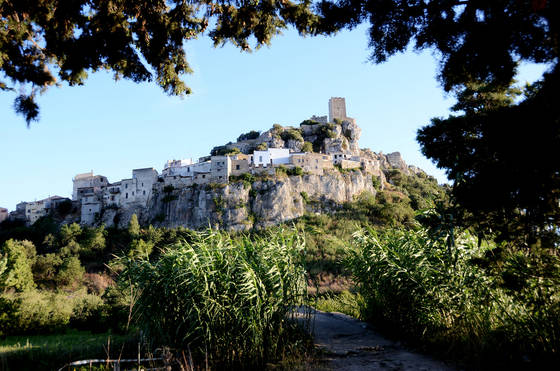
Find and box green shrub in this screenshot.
[287,166,303,176]
[347,227,560,366]
[119,229,307,367]
[275,165,288,176]
[280,128,304,142]
[237,130,260,142]
[299,119,320,126]
[255,142,268,151]
[55,255,85,289]
[0,289,105,335]
[301,141,313,153]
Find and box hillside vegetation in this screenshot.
[1,169,558,369]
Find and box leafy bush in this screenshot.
[119,229,307,367]
[287,166,303,176]
[255,142,268,151]
[237,130,261,141]
[0,289,106,335]
[299,119,320,126]
[301,141,313,152]
[55,255,85,289]
[280,128,304,142]
[275,165,288,176]
[230,173,255,189]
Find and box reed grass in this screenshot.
[347,227,560,368]
[119,228,308,368]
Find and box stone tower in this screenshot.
[328,97,347,123]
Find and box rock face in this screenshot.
[128,171,376,231]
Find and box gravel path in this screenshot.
[299,308,456,370]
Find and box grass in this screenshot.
[313,290,363,319]
[0,330,137,371]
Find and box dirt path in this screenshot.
[300,308,455,370]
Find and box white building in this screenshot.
[162,159,194,177]
[253,148,290,167]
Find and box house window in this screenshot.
[143,190,146,195]
[132,192,134,196]
[126,193,128,199]
[125,184,128,189]
[142,182,144,187]
[202,175,206,178]
[259,156,263,162]
[236,165,240,170]
[219,176,222,179]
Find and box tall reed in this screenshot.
[347,227,560,367]
[119,228,307,367]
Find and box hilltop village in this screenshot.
[4,98,425,229]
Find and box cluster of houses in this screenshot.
[5,147,376,226]
[3,98,391,226]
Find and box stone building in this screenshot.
[9,196,70,225]
[310,115,328,124]
[72,172,109,201]
[211,156,232,183]
[328,97,347,123]
[103,182,121,207]
[230,154,251,176]
[290,153,333,175]
[81,193,102,225]
[339,159,362,170]
[120,168,158,206]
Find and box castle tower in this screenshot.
[328,97,347,123]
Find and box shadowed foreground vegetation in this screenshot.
[1,170,558,369]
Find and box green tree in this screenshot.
[56,255,85,289]
[0,240,36,292]
[0,0,318,125]
[59,223,82,245]
[128,214,140,239]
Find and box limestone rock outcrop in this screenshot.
[120,170,377,230]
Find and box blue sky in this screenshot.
[0,25,548,211]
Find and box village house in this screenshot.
[9,196,71,225]
[230,154,251,176]
[72,172,109,201]
[290,152,333,175]
[253,148,290,167]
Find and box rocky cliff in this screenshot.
[113,170,377,231]
[221,118,362,157]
